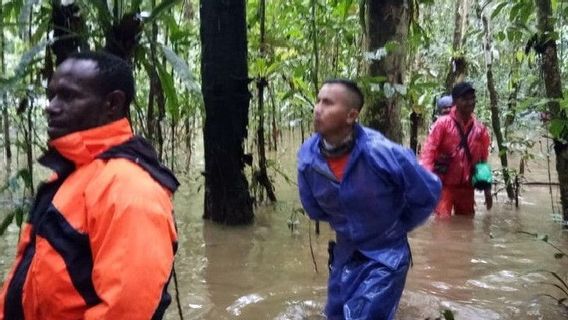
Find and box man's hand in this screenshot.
[484,188,493,210]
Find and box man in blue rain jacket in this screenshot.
[298,79,441,320]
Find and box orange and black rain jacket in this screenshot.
[0,118,179,320]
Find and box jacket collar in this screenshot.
[449,107,475,129]
[47,118,133,167]
[311,124,365,180]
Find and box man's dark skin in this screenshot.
[45,59,126,140]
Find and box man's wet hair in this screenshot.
[323,79,364,110]
[67,51,135,113]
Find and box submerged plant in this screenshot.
[519,231,568,311]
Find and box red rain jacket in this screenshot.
[421,107,490,187]
[0,119,179,320]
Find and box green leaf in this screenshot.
[155,61,180,120]
[549,119,568,139]
[132,0,144,11]
[91,0,113,32]
[160,44,200,93]
[15,38,51,77]
[0,212,15,236]
[146,0,180,25]
[491,2,509,20]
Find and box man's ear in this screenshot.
[105,90,127,119]
[346,108,359,125]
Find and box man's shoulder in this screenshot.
[359,126,405,154]
[94,158,169,195]
[430,115,453,131]
[297,133,319,170]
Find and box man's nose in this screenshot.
[45,99,60,116]
[314,103,321,115]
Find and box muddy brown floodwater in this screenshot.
[1,133,567,320]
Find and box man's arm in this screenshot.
[84,166,177,320]
[420,121,444,171]
[397,148,442,231]
[298,170,330,221]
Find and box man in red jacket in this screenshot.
[421,82,492,217]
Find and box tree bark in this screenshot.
[535,0,568,223]
[444,0,470,93]
[200,0,253,224]
[482,14,514,200]
[361,0,410,143]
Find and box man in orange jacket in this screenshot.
[0,51,179,319]
[421,82,492,217]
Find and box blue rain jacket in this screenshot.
[298,124,441,320]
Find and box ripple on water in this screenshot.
[226,293,265,316]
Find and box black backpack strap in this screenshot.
[452,118,474,162]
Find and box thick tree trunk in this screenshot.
[444,0,470,93]
[482,15,514,200]
[200,0,253,224]
[535,0,568,223]
[361,0,410,143]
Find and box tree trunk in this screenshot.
[482,14,514,200]
[409,111,420,154]
[444,0,470,93]
[361,0,410,143]
[255,0,276,203]
[200,0,253,224]
[534,0,568,224]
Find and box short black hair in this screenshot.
[67,51,135,110]
[452,81,475,100]
[323,78,364,110]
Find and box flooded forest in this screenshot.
[1,0,568,319]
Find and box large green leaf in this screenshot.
[160,44,200,93]
[155,60,180,120]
